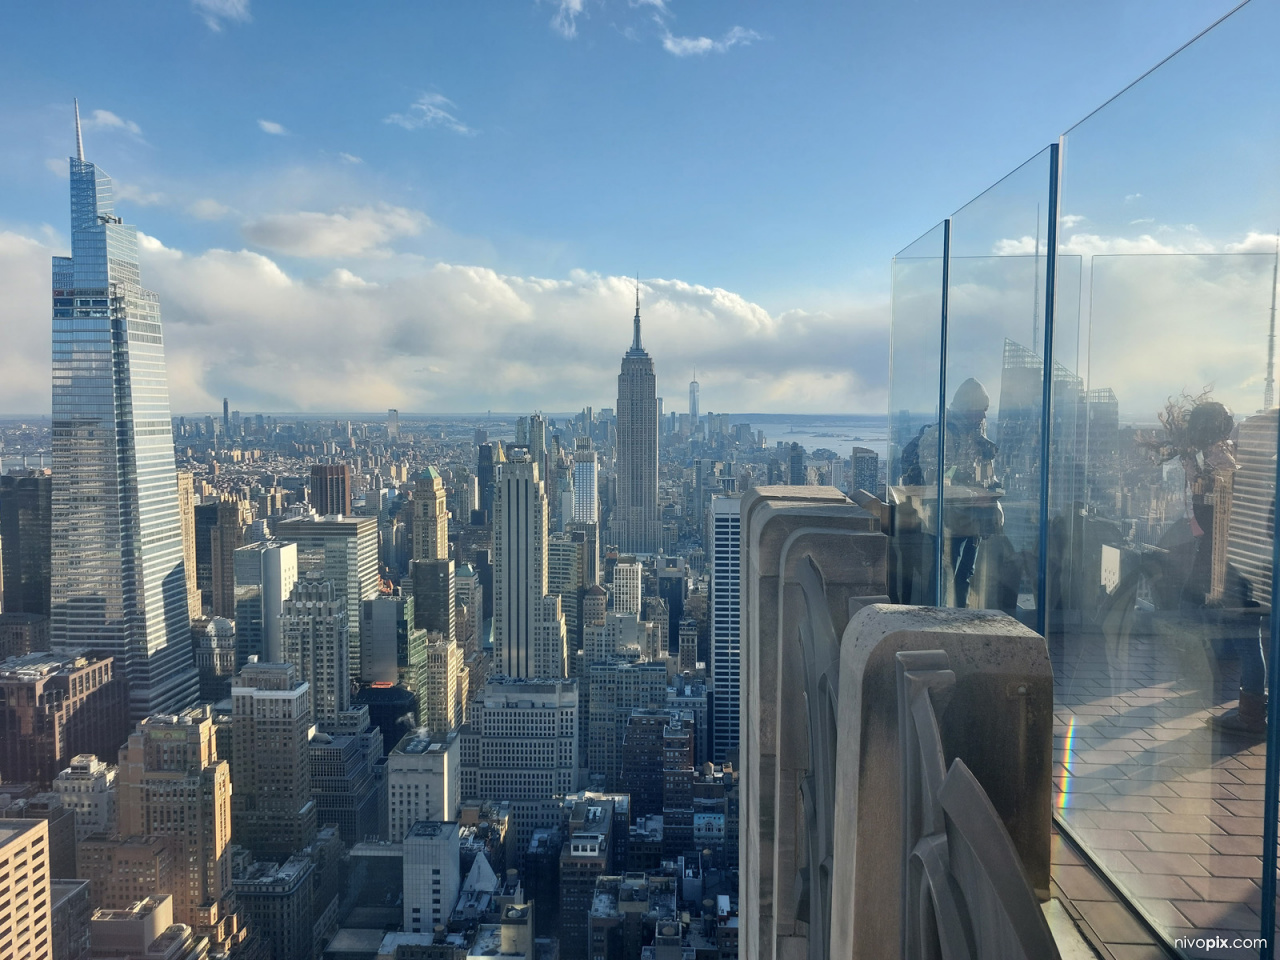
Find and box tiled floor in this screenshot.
[1052,827,1172,959]
[1052,618,1271,960]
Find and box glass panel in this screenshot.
[1050,0,1280,953]
[887,222,946,605]
[940,149,1052,619]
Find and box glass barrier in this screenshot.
[940,149,1052,619]
[1049,0,1280,953]
[888,222,946,605]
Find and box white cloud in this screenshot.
[83,109,142,137]
[258,119,288,136]
[1061,214,1085,229]
[193,0,250,31]
[662,25,759,56]
[45,158,69,179]
[384,94,476,136]
[188,198,232,220]
[550,0,585,38]
[1124,193,1142,203]
[325,268,378,290]
[137,232,183,261]
[115,183,168,206]
[338,152,363,164]
[242,204,429,258]
[0,225,890,415]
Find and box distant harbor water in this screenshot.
[734,413,889,460]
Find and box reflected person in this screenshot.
[902,377,1004,607]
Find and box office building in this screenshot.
[548,533,588,654]
[310,463,352,517]
[76,835,175,913]
[403,821,461,934]
[409,468,449,562]
[459,678,579,801]
[0,819,51,960]
[709,495,741,762]
[615,289,660,555]
[230,661,317,860]
[280,580,349,729]
[50,878,91,960]
[88,895,209,960]
[387,408,400,440]
[572,438,599,524]
[587,660,669,791]
[193,617,237,702]
[233,857,314,960]
[209,498,251,620]
[308,714,380,844]
[49,115,198,717]
[116,706,250,955]
[0,612,50,660]
[420,638,464,736]
[476,442,505,522]
[850,446,880,497]
[455,563,482,655]
[677,618,699,676]
[232,540,297,666]
[0,653,128,787]
[493,454,565,678]
[360,594,428,687]
[612,562,642,616]
[175,473,201,622]
[409,558,456,645]
[276,514,379,677]
[667,673,710,766]
[387,729,460,840]
[0,473,52,617]
[788,443,807,486]
[558,797,621,960]
[53,755,116,841]
[689,376,700,426]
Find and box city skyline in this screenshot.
[0,1,1250,417]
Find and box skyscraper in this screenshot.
[615,286,660,554]
[116,707,250,955]
[310,463,352,517]
[281,580,350,729]
[709,495,741,762]
[493,452,565,678]
[174,473,201,622]
[689,375,700,427]
[230,661,317,861]
[0,474,52,617]
[572,437,599,525]
[50,104,198,718]
[410,467,449,562]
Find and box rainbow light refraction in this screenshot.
[1057,716,1077,811]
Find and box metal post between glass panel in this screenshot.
[935,218,952,607]
[1036,140,1062,638]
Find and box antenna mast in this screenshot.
[1266,234,1277,411]
[74,99,84,162]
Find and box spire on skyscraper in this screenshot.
[74,98,84,162]
[632,274,643,353]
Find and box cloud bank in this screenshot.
[0,229,888,416]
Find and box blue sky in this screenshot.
[0,0,1254,415]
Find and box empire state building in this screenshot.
[615,285,660,554]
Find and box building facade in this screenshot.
[709,495,741,763]
[230,661,317,861]
[49,116,198,718]
[615,292,660,555]
[0,653,128,787]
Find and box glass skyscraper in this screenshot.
[49,104,199,718]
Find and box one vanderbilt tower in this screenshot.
[50,102,199,718]
[615,281,660,555]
